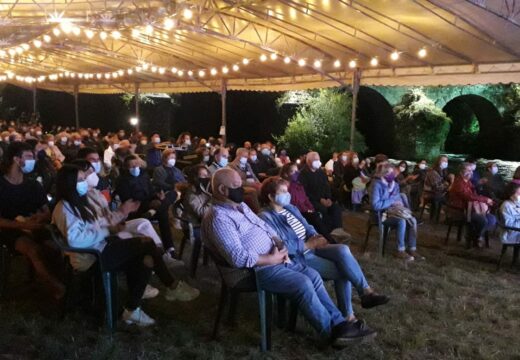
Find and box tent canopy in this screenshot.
[1,0,520,93]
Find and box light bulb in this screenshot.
[145,25,153,35]
[99,31,107,40]
[164,18,175,30]
[349,60,357,68]
[183,8,193,20]
[298,59,306,67]
[198,70,205,77]
[418,48,427,58]
[370,57,378,66]
[334,59,341,68]
[260,54,267,62]
[270,53,278,60]
[171,67,178,73]
[284,57,291,64]
[159,67,165,74]
[313,60,322,68]
[222,66,229,74]
[132,29,140,38]
[232,64,239,71]
[43,35,51,43]
[53,28,61,36]
[72,27,81,36]
[210,68,217,76]
[242,58,249,65]
[111,31,121,39]
[390,51,399,61]
[177,70,184,76]
[85,30,94,39]
[188,70,193,76]
[33,40,42,48]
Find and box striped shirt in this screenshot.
[278,209,307,242]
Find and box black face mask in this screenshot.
[199,177,210,189]
[227,187,244,204]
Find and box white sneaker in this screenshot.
[162,252,185,268]
[122,307,156,327]
[165,281,200,302]
[330,228,352,241]
[142,284,160,299]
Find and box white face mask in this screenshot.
[153,137,161,144]
[48,141,55,147]
[340,155,348,162]
[440,161,448,170]
[61,137,68,143]
[490,166,498,175]
[36,131,42,136]
[184,139,191,146]
[470,164,477,171]
[311,160,322,170]
[167,158,176,167]
[419,164,426,170]
[140,140,148,145]
[239,157,248,165]
[86,172,99,188]
[112,143,120,150]
[74,140,81,146]
[399,166,406,172]
[352,157,359,165]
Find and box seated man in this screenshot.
[298,152,349,241]
[152,149,186,193]
[0,142,64,299]
[115,155,178,259]
[208,147,229,175]
[202,168,375,347]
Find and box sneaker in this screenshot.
[395,251,414,261]
[162,252,185,267]
[142,284,160,299]
[330,228,352,242]
[408,250,425,260]
[360,293,390,309]
[122,307,156,327]
[165,281,200,302]
[331,320,377,347]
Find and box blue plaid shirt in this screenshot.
[201,200,278,268]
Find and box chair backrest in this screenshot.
[204,245,256,291]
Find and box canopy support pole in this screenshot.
[135,83,140,132]
[220,79,227,145]
[32,85,37,115]
[349,69,361,151]
[73,84,79,130]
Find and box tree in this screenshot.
[276,88,366,159]
[393,88,451,160]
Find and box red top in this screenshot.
[448,176,490,210]
[288,181,315,213]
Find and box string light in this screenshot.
[284,56,291,64]
[158,67,165,74]
[270,53,278,61]
[188,70,193,76]
[334,59,341,68]
[313,60,322,68]
[298,59,306,67]
[198,70,205,77]
[222,66,229,74]
[183,8,194,20]
[390,51,400,61]
[349,60,357,68]
[164,18,175,30]
[370,57,378,66]
[232,64,239,71]
[72,27,81,36]
[43,35,51,43]
[418,48,427,58]
[171,67,178,74]
[99,31,107,40]
[145,25,154,35]
[111,31,121,39]
[60,21,73,34]
[242,58,249,65]
[85,29,94,39]
[132,29,140,38]
[210,68,217,76]
[52,28,61,36]
[260,54,267,62]
[177,70,184,76]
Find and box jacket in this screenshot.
[298,166,332,207]
[370,178,402,212]
[152,165,186,192]
[448,176,489,211]
[424,168,449,198]
[499,200,520,244]
[228,161,259,184]
[115,170,155,211]
[86,188,126,227]
[288,180,315,213]
[182,185,212,226]
[258,204,317,258]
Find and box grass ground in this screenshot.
[1,211,519,360]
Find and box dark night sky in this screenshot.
[0,84,292,145]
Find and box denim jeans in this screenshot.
[470,213,496,239]
[255,261,344,339]
[383,217,417,251]
[305,244,370,317]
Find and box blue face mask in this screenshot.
[76,180,88,196]
[261,149,271,156]
[274,192,291,207]
[21,159,36,174]
[91,161,101,174]
[250,155,258,162]
[130,167,141,177]
[218,158,228,167]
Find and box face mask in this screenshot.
[311,160,321,170]
[399,166,406,172]
[184,139,191,146]
[340,155,348,162]
[130,167,140,177]
[239,157,248,165]
[470,164,477,171]
[199,177,210,189]
[274,192,291,207]
[74,140,81,146]
[419,164,426,170]
[3,137,9,142]
[290,171,299,182]
[384,173,396,183]
[61,137,68,144]
[203,155,210,163]
[167,158,176,167]
[440,162,448,170]
[140,140,148,145]
[112,143,120,150]
[76,180,88,196]
[218,157,228,167]
[227,186,244,203]
[261,149,270,156]
[153,137,161,144]
[491,166,498,175]
[86,172,99,188]
[250,155,257,162]
[352,157,359,165]
[91,161,101,174]
[36,131,42,136]
[21,159,36,174]
[48,141,55,147]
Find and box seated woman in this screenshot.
[370,163,424,261]
[182,165,212,227]
[351,159,370,212]
[280,163,336,244]
[482,161,506,202]
[115,155,178,259]
[448,162,496,248]
[52,165,199,327]
[258,177,389,321]
[499,182,520,244]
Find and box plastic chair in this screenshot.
[418,194,442,223]
[205,246,274,352]
[363,210,393,257]
[496,212,520,270]
[444,205,466,245]
[47,224,119,332]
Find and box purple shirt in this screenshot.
[201,200,278,268]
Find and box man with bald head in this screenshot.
[202,168,374,346]
[299,152,349,240]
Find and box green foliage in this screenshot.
[276,89,366,158]
[393,88,451,160]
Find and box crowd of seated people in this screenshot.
[2,117,520,345]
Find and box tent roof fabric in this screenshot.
[1,0,520,93]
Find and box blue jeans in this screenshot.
[255,262,344,339]
[383,217,417,252]
[470,213,496,239]
[305,244,370,317]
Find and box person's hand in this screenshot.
[306,235,328,250]
[157,190,165,201]
[447,174,455,183]
[393,201,403,207]
[486,198,494,206]
[320,198,332,207]
[120,199,140,215]
[270,246,289,265]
